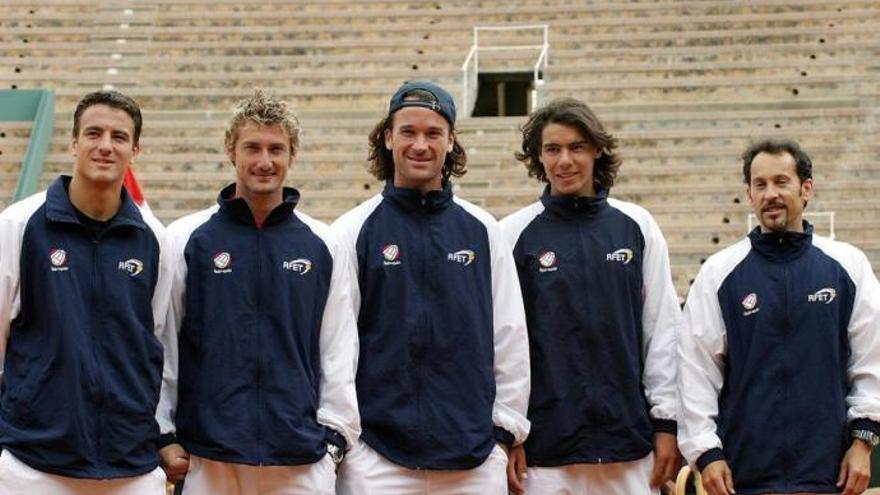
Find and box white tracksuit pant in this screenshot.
[0,449,167,495]
[337,439,509,495]
[523,453,658,495]
[181,454,336,495]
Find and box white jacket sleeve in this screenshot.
[315,239,362,449]
[843,249,880,427]
[0,212,23,387]
[0,194,44,388]
[639,215,681,427]
[155,221,188,439]
[677,266,728,465]
[488,222,531,446]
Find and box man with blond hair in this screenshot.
[157,89,360,495]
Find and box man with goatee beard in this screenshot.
[679,138,880,495]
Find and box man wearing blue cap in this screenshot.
[332,81,531,494]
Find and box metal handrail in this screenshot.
[461,24,549,118]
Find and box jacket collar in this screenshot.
[45,175,146,230]
[540,186,609,219]
[382,180,453,213]
[217,183,300,227]
[748,220,813,262]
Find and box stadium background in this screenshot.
[1,0,879,491]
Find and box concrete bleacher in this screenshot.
[1,0,879,296]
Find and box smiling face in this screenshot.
[70,104,139,188]
[540,122,601,197]
[747,151,813,233]
[384,106,454,193]
[226,121,293,205]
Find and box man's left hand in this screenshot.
[837,439,872,495]
[651,432,681,488]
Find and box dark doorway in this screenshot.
[472,72,533,117]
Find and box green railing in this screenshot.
[0,89,55,201]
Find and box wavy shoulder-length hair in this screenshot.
[367,89,467,183]
[516,97,621,190]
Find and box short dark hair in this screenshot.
[515,97,621,190]
[367,89,467,183]
[741,138,813,185]
[72,90,143,146]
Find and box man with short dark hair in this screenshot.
[157,89,360,495]
[679,138,880,495]
[332,81,531,494]
[0,90,170,494]
[500,97,681,495]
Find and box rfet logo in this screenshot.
[742,292,759,316]
[49,248,69,272]
[537,250,558,273]
[118,258,144,277]
[606,248,633,265]
[282,258,312,275]
[213,252,232,274]
[382,244,401,266]
[808,288,836,304]
[447,249,476,266]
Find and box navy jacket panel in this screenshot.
[352,182,496,469]
[510,190,654,465]
[0,176,164,479]
[713,226,854,492]
[174,187,334,465]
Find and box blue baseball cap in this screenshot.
[388,81,456,126]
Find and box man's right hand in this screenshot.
[701,459,735,495]
[159,443,190,482]
[507,444,528,495]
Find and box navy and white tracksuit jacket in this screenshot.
[0,176,171,479]
[156,185,360,465]
[500,188,680,466]
[331,181,530,470]
[679,223,880,494]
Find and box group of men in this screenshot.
[0,80,877,495]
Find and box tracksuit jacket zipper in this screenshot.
[255,228,266,463]
[415,209,429,470]
[90,237,106,471]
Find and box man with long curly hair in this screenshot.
[332,81,530,494]
[500,97,681,495]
